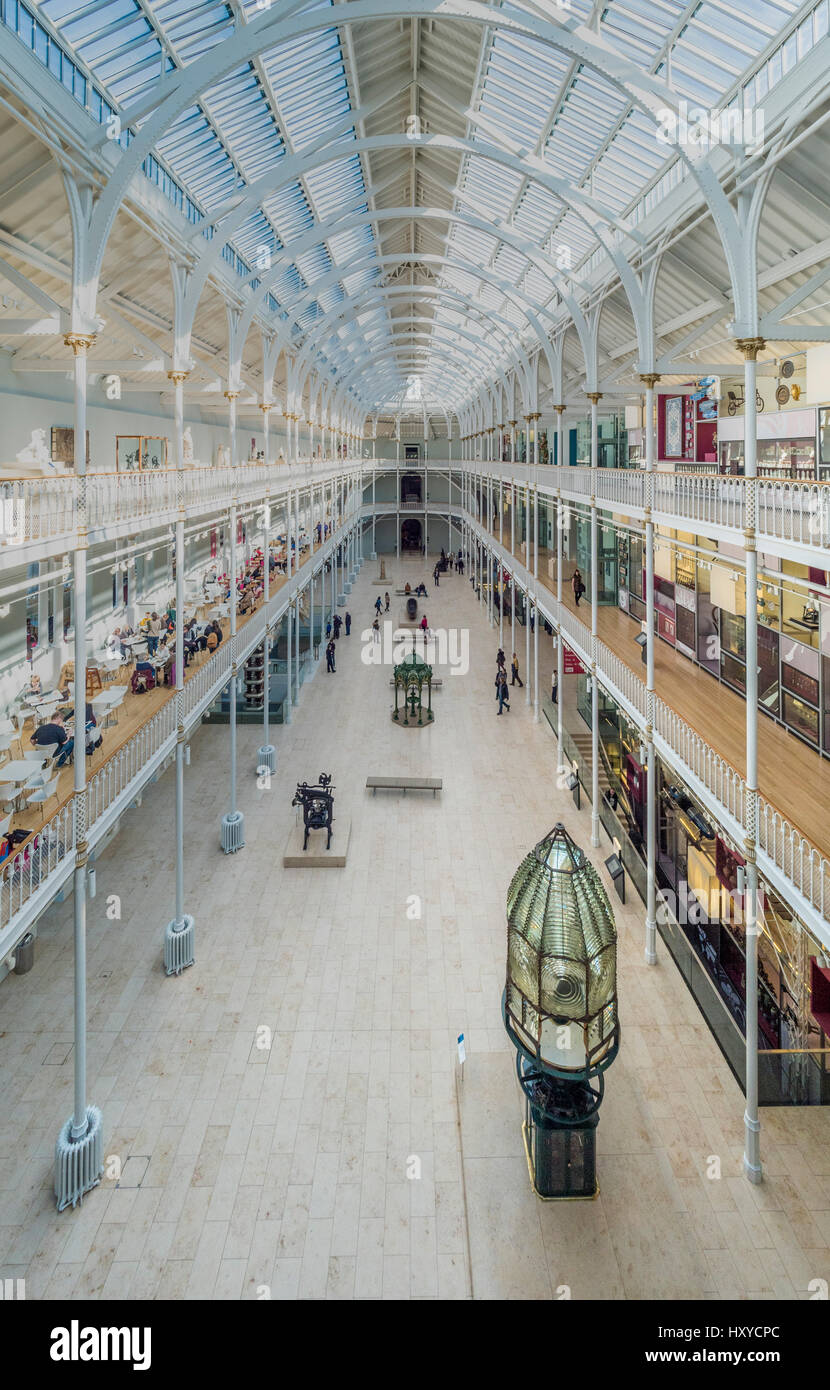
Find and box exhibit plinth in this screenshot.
[283,816,351,868]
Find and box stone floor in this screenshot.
[1,555,829,1301]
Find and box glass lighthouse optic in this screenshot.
[504,824,620,1198]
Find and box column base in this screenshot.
[221,810,245,854]
[344,582,352,594]
[590,813,600,849]
[743,1113,763,1184]
[55,1104,103,1212]
[164,914,195,976]
[257,744,277,776]
[645,920,657,966]
[337,593,346,606]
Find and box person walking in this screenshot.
[326,619,332,640]
[496,669,510,714]
[345,611,352,636]
[375,595,382,617]
[511,652,523,687]
[333,613,342,639]
[551,670,558,704]
[496,647,506,672]
[326,639,336,673]
[384,591,390,612]
[420,613,429,642]
[572,567,585,607]
[372,617,380,644]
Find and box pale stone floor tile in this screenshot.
[4,561,829,1302]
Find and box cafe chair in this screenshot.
[11,711,31,755]
[25,774,60,822]
[85,667,103,699]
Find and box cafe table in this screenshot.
[0,759,48,811]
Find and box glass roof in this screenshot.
[13,0,825,409]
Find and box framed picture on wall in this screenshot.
[117,436,142,471]
[51,426,90,467]
[665,396,683,457]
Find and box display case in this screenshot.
[617,532,629,612]
[757,437,816,480]
[719,440,743,474]
[116,435,169,471]
[820,408,830,481]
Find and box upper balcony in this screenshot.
[0,458,357,567]
[436,461,830,567]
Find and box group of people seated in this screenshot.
[105,623,137,659]
[29,700,103,769]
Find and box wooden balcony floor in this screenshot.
[484,519,830,862]
[2,537,332,853]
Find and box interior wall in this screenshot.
[0,358,292,471]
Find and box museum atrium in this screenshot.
[1,0,830,1316]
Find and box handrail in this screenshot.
[0,514,349,939]
[468,513,830,930]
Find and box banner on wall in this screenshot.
[563,644,586,675]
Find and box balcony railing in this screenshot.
[459,461,830,555]
[0,458,353,553]
[0,512,350,945]
[471,515,830,932]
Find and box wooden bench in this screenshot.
[366,776,442,797]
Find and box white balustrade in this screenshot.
[0,801,75,935]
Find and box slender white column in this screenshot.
[555,406,565,772]
[170,370,188,927]
[293,489,300,704]
[510,477,516,654]
[226,390,240,816]
[498,474,504,647]
[642,375,660,966]
[588,392,601,847]
[533,480,539,722]
[525,483,531,702]
[65,331,94,1144]
[738,337,764,1186]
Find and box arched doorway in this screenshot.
[401,519,422,552]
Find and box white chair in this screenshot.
[102,688,126,726]
[11,711,31,755]
[24,748,49,763]
[25,774,60,821]
[0,813,11,840]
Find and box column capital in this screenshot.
[525,412,541,421]
[735,337,766,361]
[553,404,566,415]
[224,390,240,402]
[508,419,517,428]
[258,401,272,414]
[639,373,661,389]
[585,391,603,405]
[64,332,96,355]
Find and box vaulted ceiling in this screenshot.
[1,0,829,434]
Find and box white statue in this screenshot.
[182,426,194,464]
[16,428,52,466]
[217,444,230,468]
